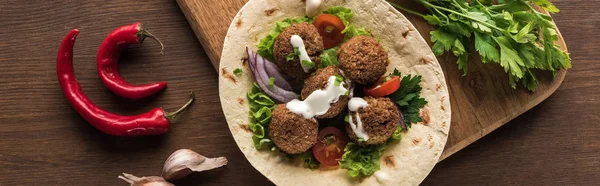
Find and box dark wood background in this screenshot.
[0,1,597,185]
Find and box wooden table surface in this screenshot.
[0,1,598,185]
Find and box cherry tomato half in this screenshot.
[312,127,349,166]
[313,14,345,49]
[364,76,401,97]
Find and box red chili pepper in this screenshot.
[97,22,166,99]
[57,29,194,136]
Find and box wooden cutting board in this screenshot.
[176,0,568,161]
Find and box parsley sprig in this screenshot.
[388,69,428,126]
[390,0,571,91]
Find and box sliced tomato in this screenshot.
[364,76,401,97]
[313,14,345,49]
[312,127,348,166]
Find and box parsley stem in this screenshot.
[387,1,426,18]
[420,0,505,32]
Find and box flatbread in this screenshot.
[218,0,451,185]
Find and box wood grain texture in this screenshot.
[176,0,568,161]
[0,0,597,185]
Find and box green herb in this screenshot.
[268,77,275,88]
[257,17,313,60]
[339,142,385,178]
[389,0,571,91]
[247,83,276,150]
[334,75,344,86]
[233,68,243,76]
[344,115,350,122]
[388,69,428,127]
[287,47,301,62]
[301,60,315,69]
[319,47,339,68]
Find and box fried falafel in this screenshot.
[301,66,349,119]
[337,36,389,85]
[269,104,319,154]
[273,23,324,80]
[346,96,400,145]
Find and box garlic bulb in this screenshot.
[162,149,228,180]
[118,173,174,186]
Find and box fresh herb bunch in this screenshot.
[390,0,571,91]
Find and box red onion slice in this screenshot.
[246,48,297,103]
[398,109,407,129]
[262,59,293,91]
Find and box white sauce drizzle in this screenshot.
[290,35,313,73]
[348,97,369,141]
[286,76,347,119]
[305,0,322,17]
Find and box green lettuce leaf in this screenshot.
[319,47,339,68]
[323,6,371,41]
[339,143,385,177]
[247,83,276,150]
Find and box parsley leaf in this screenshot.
[233,68,243,76]
[286,47,301,62]
[389,0,571,91]
[301,60,315,69]
[388,70,428,127]
[268,77,275,88]
[334,75,344,86]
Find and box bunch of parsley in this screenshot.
[390,0,571,91]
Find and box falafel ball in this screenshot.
[273,23,324,80]
[337,36,389,85]
[346,97,400,145]
[269,104,319,154]
[301,66,349,119]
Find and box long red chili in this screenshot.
[97,22,166,99]
[57,29,194,136]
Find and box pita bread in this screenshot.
[218,0,451,185]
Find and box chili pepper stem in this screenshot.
[138,29,165,55]
[165,91,196,122]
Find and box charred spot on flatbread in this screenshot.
[420,108,431,125]
[237,98,245,105]
[221,67,237,84]
[412,137,422,145]
[239,124,251,133]
[383,155,395,167]
[264,8,278,16]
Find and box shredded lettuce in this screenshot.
[322,6,353,26]
[343,25,371,40]
[319,47,339,68]
[296,151,320,170]
[339,143,386,178]
[257,17,313,60]
[247,83,277,150]
[339,126,403,177]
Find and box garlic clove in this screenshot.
[162,149,228,181]
[118,173,174,186]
